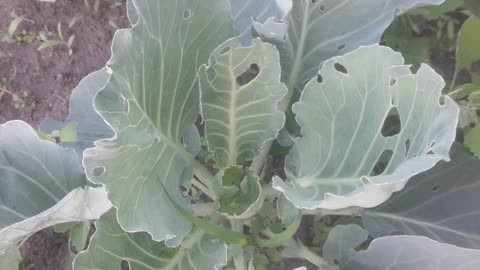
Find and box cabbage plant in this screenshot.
[2,0,480,269]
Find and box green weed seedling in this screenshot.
[38,22,75,55]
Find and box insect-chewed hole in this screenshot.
[390,79,397,86]
[337,44,346,50]
[317,74,323,83]
[220,46,231,55]
[371,150,393,176]
[124,100,130,114]
[320,4,326,11]
[432,185,439,192]
[183,9,192,20]
[93,167,105,177]
[334,63,348,74]
[405,139,411,156]
[381,107,401,137]
[207,68,216,82]
[236,63,260,86]
[121,260,129,270]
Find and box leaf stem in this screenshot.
[297,244,338,270]
[449,70,459,93]
[283,240,339,270]
[244,222,336,269]
[230,219,248,270]
[250,86,296,174]
[188,157,218,199]
[261,185,280,198]
[0,87,15,96]
[301,207,364,217]
[191,178,216,200]
[191,202,217,216]
[251,1,310,175]
[163,229,205,268]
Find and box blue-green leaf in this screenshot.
[344,236,480,270]
[74,210,228,270]
[83,0,236,245]
[273,45,458,210]
[363,145,480,249]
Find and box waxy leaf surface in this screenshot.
[344,236,480,270]
[40,68,114,153]
[200,39,286,168]
[0,121,111,254]
[363,145,480,249]
[274,45,458,209]
[83,0,235,244]
[253,0,444,89]
[74,210,227,270]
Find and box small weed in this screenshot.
[104,0,123,9]
[0,86,35,113]
[0,12,34,44]
[108,19,119,30]
[38,23,75,55]
[68,0,102,29]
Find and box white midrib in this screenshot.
[367,212,480,242]
[249,2,311,173]
[227,52,238,166]
[164,230,204,270]
[286,0,311,92]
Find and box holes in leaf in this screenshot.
[371,150,393,176]
[432,185,439,192]
[337,44,346,50]
[334,63,348,74]
[312,0,317,3]
[317,74,323,83]
[207,68,216,82]
[390,79,397,86]
[283,34,288,41]
[93,167,105,177]
[124,100,129,114]
[426,143,436,154]
[220,46,231,55]
[121,260,129,270]
[183,9,191,20]
[381,107,401,137]
[405,139,411,156]
[236,63,260,86]
[439,97,445,105]
[320,4,326,11]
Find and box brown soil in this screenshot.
[0,0,128,269]
[0,0,129,127]
[20,229,70,270]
